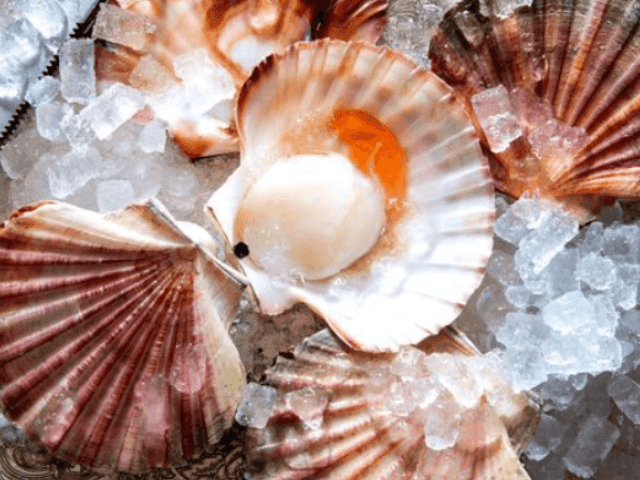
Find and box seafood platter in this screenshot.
[1,0,640,478]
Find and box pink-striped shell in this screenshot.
[245,328,540,479]
[0,199,245,473]
[429,0,640,220]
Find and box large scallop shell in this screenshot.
[245,328,540,479]
[0,199,245,472]
[429,0,640,219]
[94,0,388,158]
[206,39,495,352]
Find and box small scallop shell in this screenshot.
[429,0,640,219]
[245,328,540,479]
[206,39,495,352]
[94,0,388,159]
[0,199,245,473]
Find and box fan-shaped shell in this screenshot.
[0,199,245,473]
[245,328,540,479]
[429,0,640,219]
[206,39,495,352]
[94,0,388,159]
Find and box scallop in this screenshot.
[429,0,640,220]
[244,328,540,479]
[206,39,495,352]
[0,199,245,473]
[94,0,388,158]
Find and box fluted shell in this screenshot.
[206,39,495,352]
[0,199,245,473]
[94,0,387,159]
[430,0,640,220]
[245,328,540,480]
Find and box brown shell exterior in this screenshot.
[245,328,540,479]
[0,200,245,473]
[95,0,388,159]
[429,0,640,219]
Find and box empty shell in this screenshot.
[244,328,540,479]
[206,39,495,352]
[0,199,245,472]
[429,0,640,219]
[94,0,388,158]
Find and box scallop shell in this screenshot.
[245,328,540,479]
[206,39,495,352]
[429,0,640,219]
[0,199,245,473]
[94,0,388,159]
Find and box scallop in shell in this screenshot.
[429,0,640,219]
[0,199,245,472]
[94,0,388,158]
[244,328,540,479]
[206,39,495,352]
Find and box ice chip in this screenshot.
[542,291,594,336]
[587,294,618,337]
[424,398,461,450]
[47,148,100,198]
[542,248,579,298]
[36,101,71,141]
[575,221,603,255]
[608,375,640,425]
[92,3,156,52]
[60,38,96,104]
[486,250,520,285]
[81,83,145,139]
[18,0,68,53]
[284,386,330,428]
[526,414,566,461]
[563,417,620,478]
[235,383,277,429]
[603,224,640,263]
[578,252,616,291]
[60,110,96,153]
[139,119,166,153]
[505,285,530,308]
[97,179,135,212]
[471,85,523,153]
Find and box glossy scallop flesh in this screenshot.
[429,0,640,219]
[0,199,245,473]
[206,39,495,352]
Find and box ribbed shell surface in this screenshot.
[0,200,245,473]
[245,328,540,480]
[430,0,640,217]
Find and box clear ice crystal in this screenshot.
[36,101,70,141]
[526,413,566,461]
[25,75,59,106]
[92,3,156,52]
[97,179,135,212]
[603,224,640,263]
[47,147,100,198]
[608,375,640,425]
[235,383,277,429]
[15,0,69,53]
[59,38,96,104]
[284,387,330,429]
[139,119,167,153]
[563,416,620,478]
[471,85,523,153]
[80,83,145,139]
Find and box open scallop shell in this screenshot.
[0,199,245,473]
[429,0,640,219]
[206,39,495,352]
[245,328,540,479]
[94,0,387,158]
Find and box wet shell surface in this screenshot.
[429,0,640,219]
[206,39,495,352]
[95,0,387,158]
[0,199,245,473]
[244,328,540,479]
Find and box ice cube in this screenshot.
[486,250,520,285]
[505,285,530,308]
[92,3,156,52]
[538,376,576,411]
[526,414,567,461]
[60,110,96,153]
[98,180,135,212]
[603,224,640,263]
[36,101,70,141]
[17,0,68,53]
[25,76,59,106]
[173,49,236,108]
[235,383,277,429]
[609,375,640,425]
[542,248,579,298]
[80,83,144,139]
[542,291,593,336]
[424,398,461,450]
[587,294,619,337]
[139,119,166,153]
[563,417,620,478]
[129,54,176,94]
[284,386,330,428]
[48,148,101,198]
[471,85,523,153]
[60,38,96,104]
[575,221,603,255]
[577,253,616,291]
